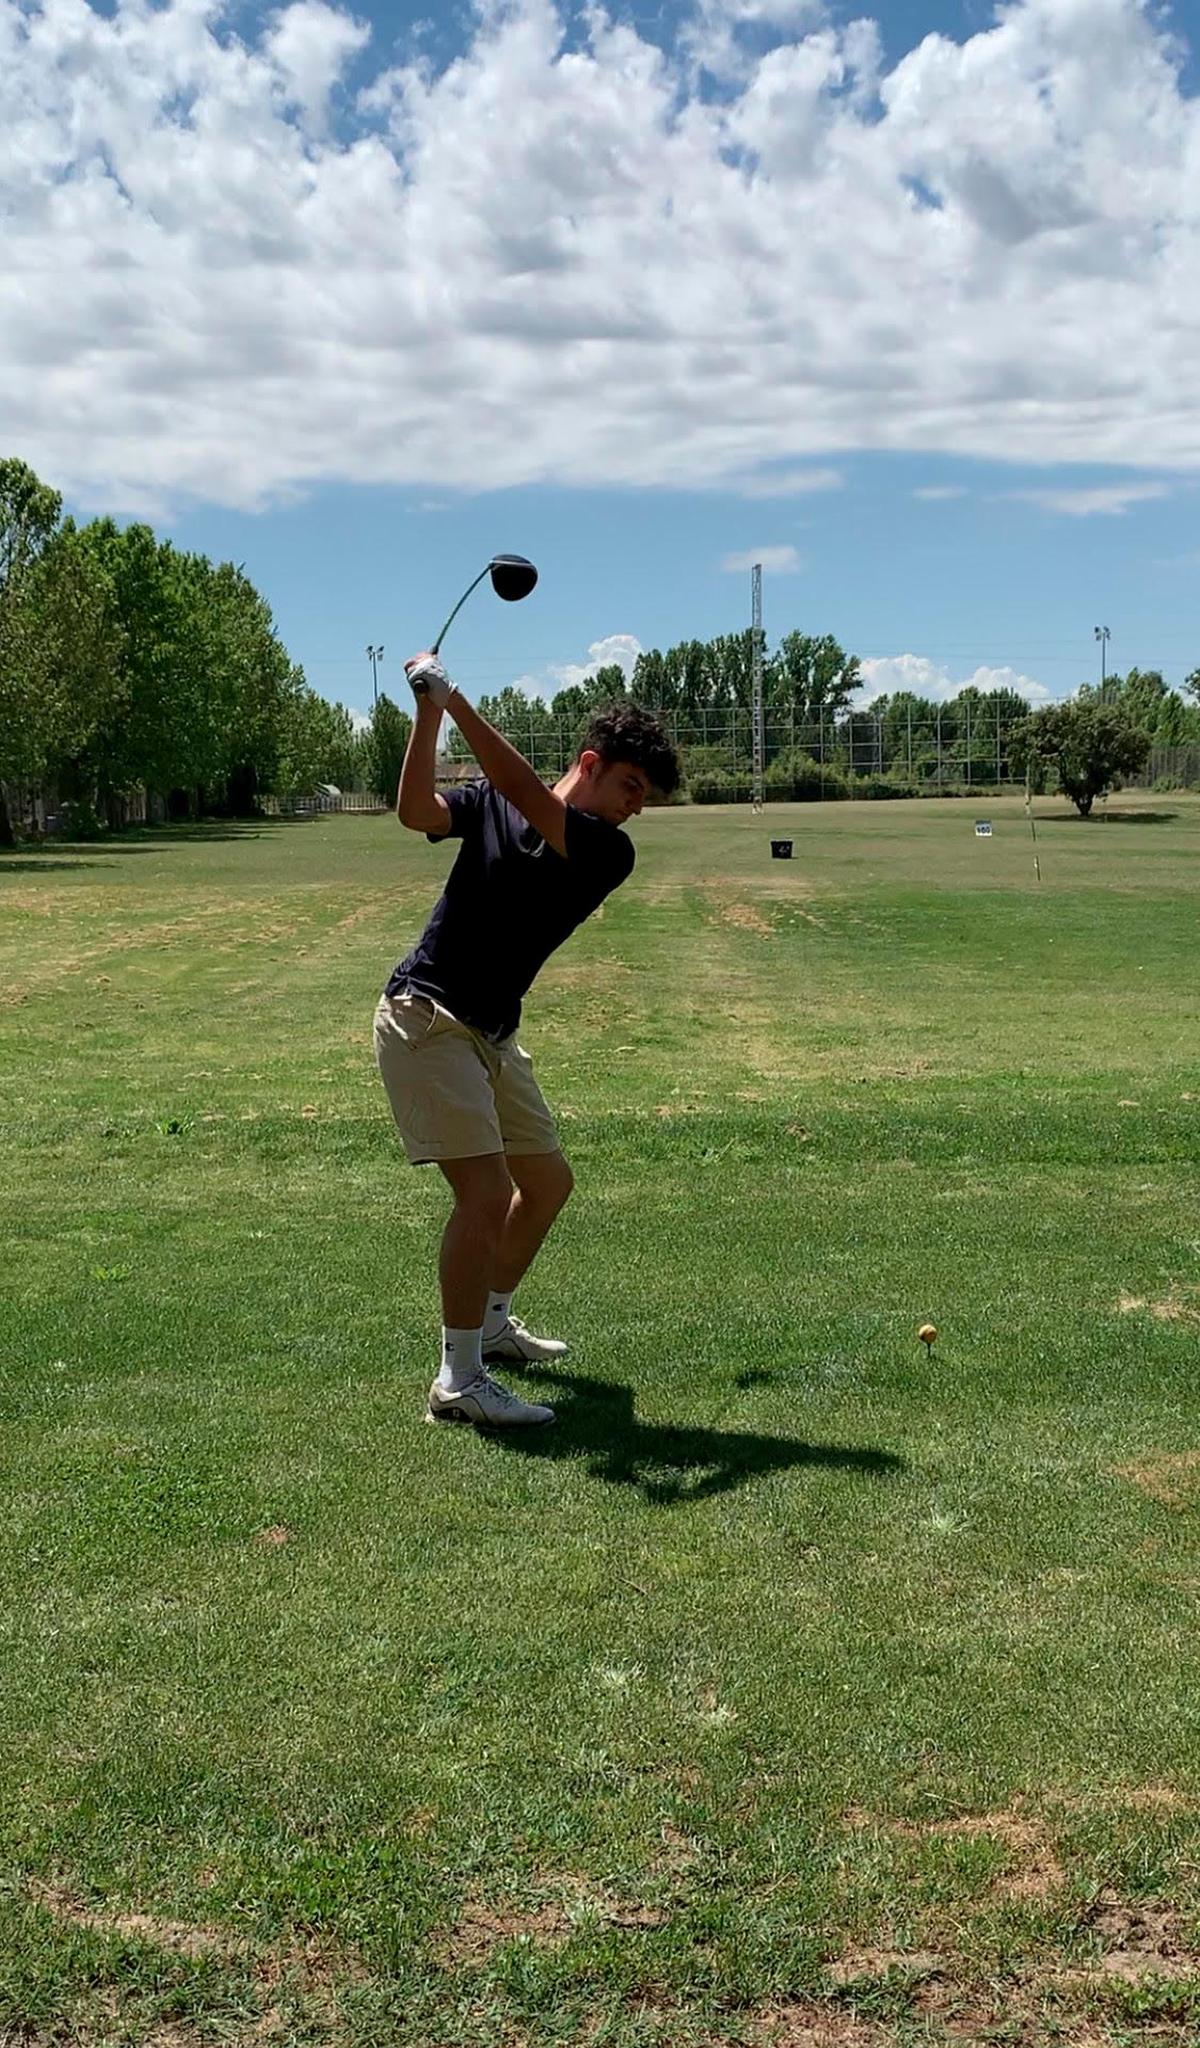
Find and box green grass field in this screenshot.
[3,792,1200,2048]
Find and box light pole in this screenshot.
[1094,624,1110,692]
[366,643,384,707]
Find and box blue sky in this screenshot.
[6,0,1200,718]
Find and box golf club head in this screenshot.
[489,554,538,603]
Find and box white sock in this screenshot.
[439,1326,483,1393]
[482,1290,513,1342]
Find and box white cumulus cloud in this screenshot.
[514,632,645,702]
[3,0,1200,512]
[549,632,644,689]
[857,655,1053,705]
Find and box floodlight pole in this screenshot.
[367,643,383,707]
[1094,624,1110,693]
[751,563,764,812]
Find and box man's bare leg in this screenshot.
[428,1154,554,1426]
[437,1151,513,1329]
[483,1151,574,1364]
[491,1151,574,1293]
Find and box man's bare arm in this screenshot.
[445,690,569,857]
[396,697,452,835]
[404,652,569,857]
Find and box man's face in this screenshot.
[579,754,652,825]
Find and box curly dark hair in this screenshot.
[579,701,681,798]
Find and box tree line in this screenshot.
[0,458,411,843]
[466,638,1200,807]
[4,454,1199,839]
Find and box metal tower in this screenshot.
[751,563,764,811]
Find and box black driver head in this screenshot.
[488,554,538,603]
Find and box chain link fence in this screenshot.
[266,720,1200,812]
[445,703,1022,796]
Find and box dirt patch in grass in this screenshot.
[755,2008,892,2045]
[707,892,776,938]
[1077,1891,1200,1982]
[1115,1288,1200,1327]
[826,1947,947,1987]
[447,1900,575,1961]
[841,1804,1065,1900]
[331,900,391,934]
[2,903,307,1000]
[29,1880,368,2041]
[700,882,834,937]
[443,1877,672,1964]
[936,1810,1065,1900]
[910,1970,1197,2044]
[28,1878,243,1960]
[1120,1783,1199,1813]
[776,1955,1199,2046]
[1112,1452,1200,1509]
[653,1819,702,1879]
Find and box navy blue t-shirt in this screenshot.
[385,780,636,1042]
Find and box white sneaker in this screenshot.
[426,1371,555,1430]
[482,1315,569,1366]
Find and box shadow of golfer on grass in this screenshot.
[485,1368,904,1504]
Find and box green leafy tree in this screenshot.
[773,631,860,724]
[202,561,297,813]
[629,648,668,708]
[273,682,357,803]
[32,529,126,815]
[321,702,364,792]
[876,691,936,776]
[72,521,193,807]
[1093,667,1170,738]
[550,664,629,726]
[1011,698,1151,816]
[1152,690,1200,747]
[66,522,298,818]
[473,686,559,777]
[0,459,65,840]
[363,693,413,804]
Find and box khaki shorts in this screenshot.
[374,990,560,1165]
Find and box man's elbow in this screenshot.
[398,794,444,834]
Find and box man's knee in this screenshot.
[443,1157,513,1241]
[460,1189,511,1245]
[513,1151,574,1217]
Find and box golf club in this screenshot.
[431,554,538,656]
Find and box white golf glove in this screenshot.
[405,652,454,710]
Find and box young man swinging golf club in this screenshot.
[375,652,680,1430]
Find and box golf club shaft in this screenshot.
[431,567,491,656]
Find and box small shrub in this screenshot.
[58,798,106,840]
[764,750,847,801]
[850,773,916,800]
[688,768,752,804]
